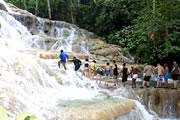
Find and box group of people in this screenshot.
[141,61,180,89]
[58,50,180,89]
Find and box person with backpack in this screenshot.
[171,60,179,89]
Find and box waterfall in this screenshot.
[0,0,175,120]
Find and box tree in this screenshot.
[35,0,38,16]
[47,0,51,19]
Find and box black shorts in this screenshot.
[172,74,179,80]
[144,76,151,81]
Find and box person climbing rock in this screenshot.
[58,50,68,70]
[171,60,179,89]
[130,66,139,88]
[120,63,128,87]
[104,62,111,86]
[112,60,118,86]
[163,63,169,88]
[89,60,96,80]
[82,58,89,78]
[72,57,81,72]
[155,63,164,88]
[140,63,154,88]
[96,67,104,85]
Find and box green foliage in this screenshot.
[0,105,10,120]
[0,105,39,120]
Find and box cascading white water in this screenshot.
[0,0,163,120]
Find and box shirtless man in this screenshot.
[141,64,154,88]
[155,63,164,88]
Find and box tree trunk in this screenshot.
[47,0,51,19]
[151,32,159,61]
[165,23,168,57]
[69,0,74,24]
[35,0,38,16]
[23,0,27,10]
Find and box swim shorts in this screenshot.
[144,76,151,81]
[172,74,179,80]
[157,74,163,82]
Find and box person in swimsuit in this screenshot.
[89,60,96,80]
[96,67,104,84]
[82,59,89,78]
[112,60,118,86]
[141,63,154,88]
[163,63,169,88]
[155,63,164,88]
[130,66,139,88]
[120,63,128,87]
[104,62,111,86]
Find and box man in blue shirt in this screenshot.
[58,50,68,70]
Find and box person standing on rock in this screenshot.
[96,67,104,85]
[171,60,179,89]
[112,60,118,86]
[89,60,96,80]
[120,63,128,87]
[140,63,154,88]
[155,63,164,88]
[72,57,81,72]
[130,66,139,88]
[104,62,111,86]
[163,63,169,88]
[58,50,68,70]
[82,58,89,78]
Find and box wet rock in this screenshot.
[0,3,7,12]
[61,98,135,120]
[136,88,180,118]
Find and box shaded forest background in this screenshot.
[5,0,180,65]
